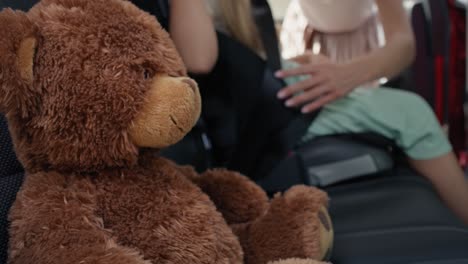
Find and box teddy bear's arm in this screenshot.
[194,169,271,224]
[7,172,150,264]
[174,166,268,225]
[154,157,269,224]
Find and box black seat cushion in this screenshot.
[327,167,468,263]
[0,115,25,264]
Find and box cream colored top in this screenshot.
[280,0,381,59]
[297,0,377,33]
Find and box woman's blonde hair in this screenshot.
[218,0,264,54]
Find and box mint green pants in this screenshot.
[303,87,451,159]
[283,62,452,160]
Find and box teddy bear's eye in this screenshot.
[144,69,151,80]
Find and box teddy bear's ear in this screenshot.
[0,8,39,117]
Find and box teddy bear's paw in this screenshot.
[275,185,333,261]
[243,185,333,263]
[280,185,329,210]
[197,169,269,224]
[267,258,331,264]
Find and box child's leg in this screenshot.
[409,153,468,225]
[301,88,468,224]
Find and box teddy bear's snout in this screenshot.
[181,78,198,92]
[128,75,201,149]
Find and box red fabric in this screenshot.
[447,0,466,157]
[434,56,445,122]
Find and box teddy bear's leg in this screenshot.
[232,185,333,264]
[192,168,270,224]
[8,172,149,264]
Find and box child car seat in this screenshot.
[393,0,465,155]
[0,115,25,264]
[446,0,466,156]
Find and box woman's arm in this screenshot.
[276,0,416,113]
[169,0,218,74]
[350,0,416,83]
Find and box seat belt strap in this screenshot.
[251,0,282,71]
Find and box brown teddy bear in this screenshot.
[0,0,333,263]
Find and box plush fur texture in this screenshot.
[0,0,333,263]
[269,260,330,264]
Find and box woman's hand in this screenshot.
[288,51,330,65]
[276,54,358,113]
[276,0,415,114]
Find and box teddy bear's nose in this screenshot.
[182,78,197,92]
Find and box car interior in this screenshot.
[0,0,467,263]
